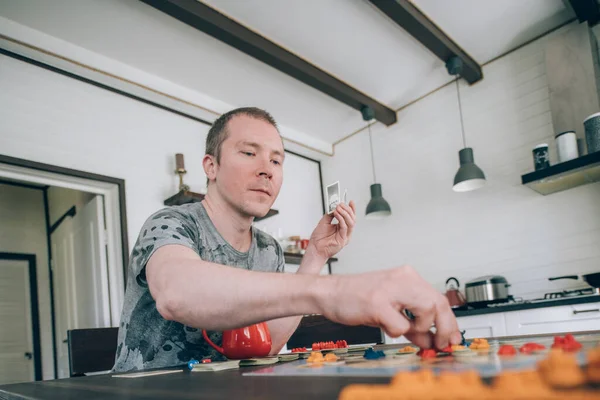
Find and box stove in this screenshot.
[542,287,600,299]
[471,287,600,309]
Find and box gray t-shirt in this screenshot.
[113,202,284,372]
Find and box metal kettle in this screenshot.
[444,277,467,308]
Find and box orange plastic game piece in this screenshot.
[391,368,435,387]
[451,344,466,351]
[498,344,517,356]
[307,351,324,364]
[324,353,338,362]
[537,349,586,389]
[493,370,558,399]
[437,371,491,398]
[338,385,393,400]
[469,338,490,350]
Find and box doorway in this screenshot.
[0,253,42,384]
[0,154,128,380]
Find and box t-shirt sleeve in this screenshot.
[130,207,199,285]
[275,240,285,273]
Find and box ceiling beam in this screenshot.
[141,0,397,126]
[568,0,600,25]
[368,0,482,84]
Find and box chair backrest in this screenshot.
[67,327,119,377]
[286,315,383,349]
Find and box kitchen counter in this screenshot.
[453,295,600,317]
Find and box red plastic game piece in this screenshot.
[498,344,517,356]
[551,334,582,352]
[291,347,307,353]
[417,349,437,359]
[519,342,546,354]
[201,358,212,363]
[440,345,453,353]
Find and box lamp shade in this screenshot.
[366,183,392,219]
[453,148,486,192]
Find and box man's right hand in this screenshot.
[318,265,462,350]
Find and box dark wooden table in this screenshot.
[0,366,388,400]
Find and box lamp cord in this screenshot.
[455,76,467,148]
[368,123,377,183]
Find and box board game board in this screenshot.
[244,333,600,378]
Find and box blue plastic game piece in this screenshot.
[363,348,385,360]
[188,359,199,370]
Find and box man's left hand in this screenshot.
[307,200,356,261]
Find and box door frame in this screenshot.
[0,155,128,378]
[0,252,42,381]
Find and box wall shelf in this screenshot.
[521,152,600,195]
[284,252,338,265]
[163,190,279,221]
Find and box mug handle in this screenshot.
[202,330,225,355]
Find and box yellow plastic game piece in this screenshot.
[397,346,418,354]
[469,338,489,350]
[324,353,338,362]
[537,349,586,389]
[307,351,324,364]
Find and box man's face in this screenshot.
[210,115,284,218]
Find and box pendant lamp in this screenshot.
[361,106,392,219]
[446,57,486,192]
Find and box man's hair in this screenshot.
[205,107,279,164]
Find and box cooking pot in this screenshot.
[549,273,600,289]
[444,277,467,309]
[465,275,511,308]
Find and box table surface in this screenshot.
[2,334,599,400]
[0,366,388,400]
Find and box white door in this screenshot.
[51,195,111,378]
[0,259,35,384]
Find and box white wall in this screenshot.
[323,22,600,300]
[0,184,53,379]
[0,53,208,252]
[0,52,326,267]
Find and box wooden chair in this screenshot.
[67,327,119,377]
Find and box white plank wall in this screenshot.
[323,22,600,300]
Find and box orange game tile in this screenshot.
[324,353,338,362]
[391,369,435,387]
[338,384,394,400]
[537,349,586,389]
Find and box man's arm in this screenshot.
[148,244,462,351]
[266,246,327,354]
[147,244,323,330]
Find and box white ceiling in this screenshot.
[0,0,575,147]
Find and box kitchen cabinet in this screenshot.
[456,313,507,339]
[504,302,600,336]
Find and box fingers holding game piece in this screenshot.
[378,305,411,338]
[432,295,461,350]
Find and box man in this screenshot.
[113,107,461,372]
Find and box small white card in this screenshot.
[113,369,182,379]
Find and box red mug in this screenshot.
[202,322,272,359]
